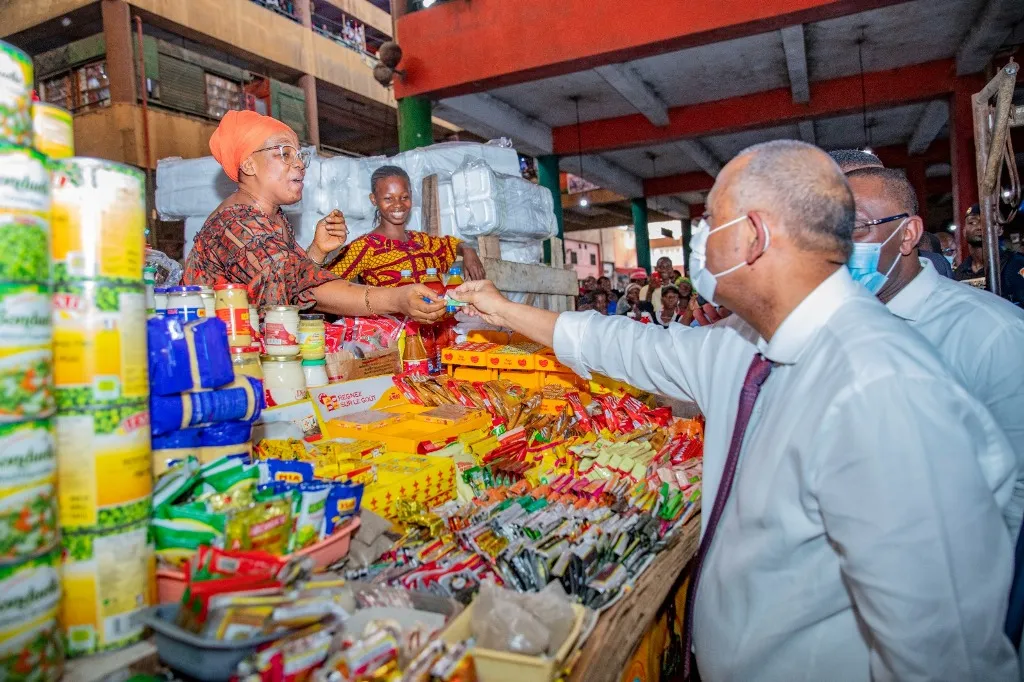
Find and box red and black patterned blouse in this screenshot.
[182,204,337,310]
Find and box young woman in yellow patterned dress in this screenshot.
[329,166,486,285]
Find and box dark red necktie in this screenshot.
[682,353,774,681]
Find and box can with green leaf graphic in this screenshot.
[0,41,34,148]
[0,548,64,682]
[0,419,57,563]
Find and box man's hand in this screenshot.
[310,210,348,263]
[452,280,511,327]
[461,248,487,281]
[392,285,446,324]
[689,297,732,325]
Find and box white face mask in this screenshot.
[688,215,770,306]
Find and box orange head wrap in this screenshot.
[209,110,295,182]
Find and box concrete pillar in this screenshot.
[397,96,433,151]
[101,0,135,104]
[536,155,564,264]
[950,80,978,257]
[631,198,651,273]
[683,203,704,275]
[906,159,928,223]
[294,0,320,148]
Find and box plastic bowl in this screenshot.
[156,516,361,604]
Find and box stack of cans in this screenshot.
[50,157,154,659]
[0,38,63,682]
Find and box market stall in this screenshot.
[0,38,704,680]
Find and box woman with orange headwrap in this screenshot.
[183,110,444,322]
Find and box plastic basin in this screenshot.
[156,516,361,604]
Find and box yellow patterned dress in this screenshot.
[329,232,460,286]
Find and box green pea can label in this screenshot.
[0,283,51,348]
[0,41,34,148]
[61,521,151,658]
[52,281,148,410]
[0,346,54,423]
[0,548,64,682]
[55,403,151,533]
[0,419,57,563]
[0,146,49,214]
[0,213,50,283]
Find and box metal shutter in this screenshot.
[157,53,205,115]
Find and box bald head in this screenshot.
[846,167,918,216]
[828,149,884,174]
[721,139,855,259]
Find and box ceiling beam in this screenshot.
[594,63,669,127]
[798,120,817,144]
[561,188,626,209]
[394,0,912,99]
[956,0,1024,76]
[907,100,949,156]
[644,172,716,197]
[552,59,957,155]
[874,139,950,168]
[560,154,644,198]
[676,140,723,177]
[651,196,690,219]
[434,93,552,156]
[780,24,810,104]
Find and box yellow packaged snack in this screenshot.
[224,498,292,554]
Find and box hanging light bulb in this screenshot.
[579,196,589,207]
[862,146,873,155]
[422,0,437,7]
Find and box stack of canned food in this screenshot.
[0,39,64,682]
[50,156,154,659]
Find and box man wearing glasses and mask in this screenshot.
[846,166,1024,539]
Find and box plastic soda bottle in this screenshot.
[403,322,430,375]
[444,265,465,314]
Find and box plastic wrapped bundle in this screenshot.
[451,159,556,241]
[151,375,265,436]
[154,156,236,220]
[148,317,234,396]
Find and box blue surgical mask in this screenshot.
[944,255,955,266]
[689,215,769,307]
[847,219,908,294]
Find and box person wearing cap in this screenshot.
[846,166,1024,537]
[183,110,445,322]
[954,204,1024,307]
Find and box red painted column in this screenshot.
[950,78,979,255]
[906,159,928,224]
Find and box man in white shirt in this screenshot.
[453,140,1018,681]
[845,166,1024,538]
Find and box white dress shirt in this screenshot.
[553,267,1018,682]
[888,258,1024,538]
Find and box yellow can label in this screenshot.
[51,159,145,283]
[31,103,73,160]
[55,405,152,532]
[52,282,148,409]
[62,522,150,657]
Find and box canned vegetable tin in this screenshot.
[0,346,53,423]
[0,41,34,147]
[61,520,151,658]
[31,102,73,160]
[0,213,50,282]
[51,158,145,284]
[55,403,151,533]
[52,281,148,410]
[0,145,49,214]
[0,419,57,563]
[0,548,63,682]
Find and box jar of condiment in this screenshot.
[231,345,263,380]
[153,287,168,317]
[301,358,329,388]
[165,285,204,322]
[298,313,326,360]
[249,305,262,344]
[198,286,216,318]
[214,284,252,347]
[262,305,300,356]
[260,354,306,406]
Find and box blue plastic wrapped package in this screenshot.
[152,428,203,475]
[257,459,314,485]
[321,481,363,539]
[151,375,265,436]
[199,421,252,463]
[147,316,234,396]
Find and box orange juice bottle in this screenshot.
[398,269,416,286]
[421,268,446,374]
[444,265,465,314]
[403,322,430,375]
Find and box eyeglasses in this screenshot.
[252,144,311,168]
[852,212,909,236]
